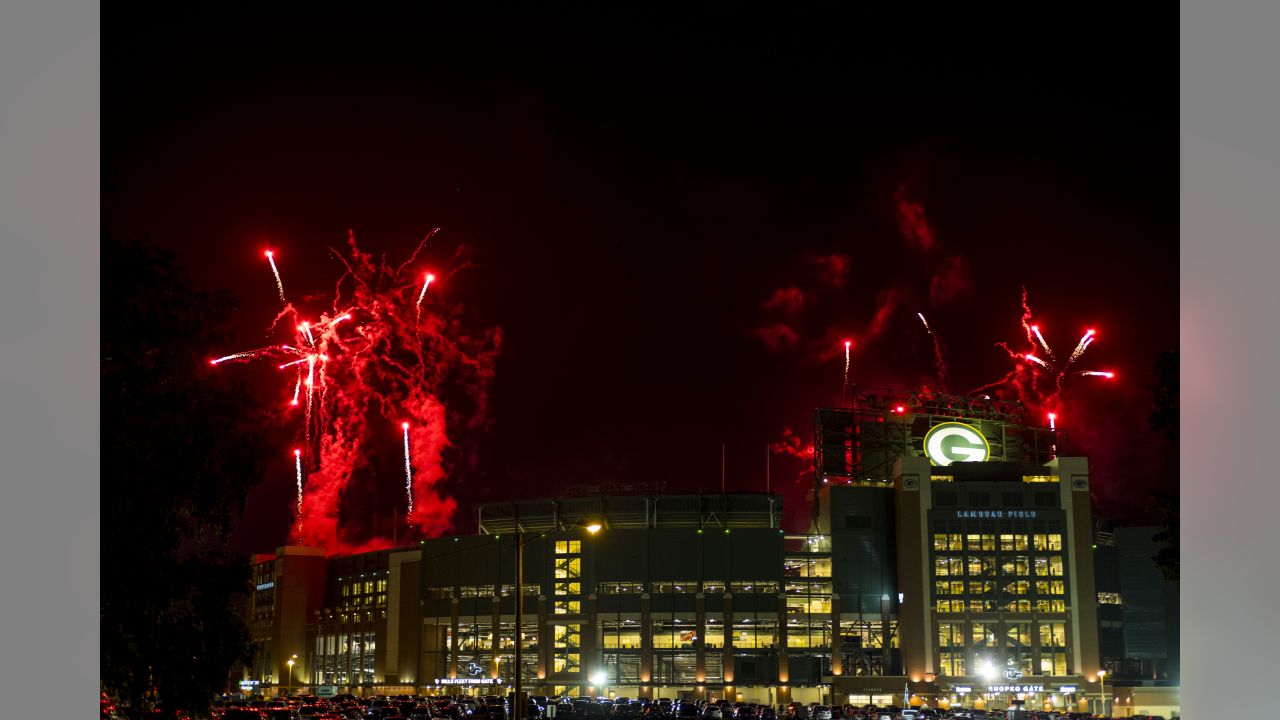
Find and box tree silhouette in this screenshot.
[102,235,270,719]
[1148,350,1178,582]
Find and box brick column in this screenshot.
[537,594,549,689]
[777,592,789,684]
[830,593,843,677]
[696,593,707,683]
[449,596,460,679]
[640,593,653,684]
[722,592,734,684]
[491,596,502,679]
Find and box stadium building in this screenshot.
[240,390,1122,713]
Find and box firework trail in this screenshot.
[294,448,304,524]
[1031,324,1053,360]
[211,230,501,553]
[967,290,1113,419]
[918,312,950,391]
[842,340,851,390]
[402,421,414,518]
[1024,353,1050,368]
[416,273,435,324]
[1065,328,1096,369]
[210,351,257,365]
[305,354,317,445]
[266,250,287,306]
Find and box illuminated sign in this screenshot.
[986,685,1045,693]
[1058,686,1078,693]
[238,680,260,690]
[1004,667,1025,681]
[953,686,973,693]
[255,581,275,591]
[433,678,504,685]
[923,422,990,466]
[463,661,484,676]
[955,510,1039,519]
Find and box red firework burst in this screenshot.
[210,230,501,554]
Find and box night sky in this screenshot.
[105,9,1176,553]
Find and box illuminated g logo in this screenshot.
[923,422,990,466]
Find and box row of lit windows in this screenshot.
[312,631,376,686]
[783,558,833,578]
[553,539,585,672]
[316,609,384,625]
[1098,591,1123,605]
[939,621,1067,648]
[553,541,582,617]
[554,540,581,555]
[786,596,833,615]
[931,474,1065,484]
[452,584,543,598]
[447,622,540,652]
[442,616,899,653]
[939,651,1068,677]
[340,578,388,597]
[935,555,1065,577]
[935,579,1065,596]
[553,623,581,673]
[932,533,1064,552]
[936,599,1067,613]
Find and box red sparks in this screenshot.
[213,232,501,554]
[968,289,1115,419]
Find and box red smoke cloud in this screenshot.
[867,288,901,338]
[929,255,971,306]
[754,323,801,351]
[809,253,850,287]
[770,426,814,460]
[763,286,805,315]
[218,230,500,555]
[895,185,936,252]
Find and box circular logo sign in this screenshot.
[923,422,990,466]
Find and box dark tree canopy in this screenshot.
[1149,350,1179,442]
[102,235,270,719]
[1148,350,1179,582]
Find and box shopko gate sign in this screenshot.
[923,422,991,466]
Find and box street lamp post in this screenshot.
[1097,670,1107,717]
[514,508,524,720]
[286,655,297,697]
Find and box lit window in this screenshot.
[1097,592,1122,605]
[937,623,964,647]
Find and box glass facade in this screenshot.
[249,475,1098,703]
[930,512,1075,678]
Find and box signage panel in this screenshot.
[923,422,991,466]
[433,677,504,685]
[986,684,1045,693]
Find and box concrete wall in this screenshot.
[894,455,933,681]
